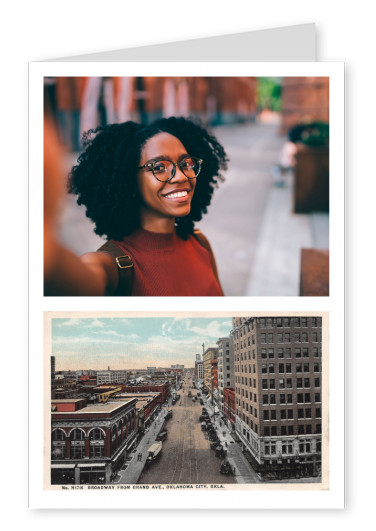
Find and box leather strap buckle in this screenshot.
[115,255,133,269]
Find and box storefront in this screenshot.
[77,463,107,484]
[51,463,75,484]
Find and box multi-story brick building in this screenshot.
[51,396,137,485]
[280,77,329,135]
[118,392,161,433]
[232,316,323,479]
[217,337,234,413]
[202,347,218,399]
[122,381,169,403]
[52,374,77,399]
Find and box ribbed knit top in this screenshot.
[113,228,222,296]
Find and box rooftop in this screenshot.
[52,398,136,415]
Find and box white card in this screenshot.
[29,25,345,510]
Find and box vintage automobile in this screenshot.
[215,445,227,458]
[146,442,162,466]
[165,410,173,420]
[201,422,207,431]
[220,459,232,475]
[156,430,168,441]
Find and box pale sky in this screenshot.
[52,317,232,371]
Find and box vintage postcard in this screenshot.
[32,311,340,509]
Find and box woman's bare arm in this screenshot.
[44,118,119,296]
[44,227,118,296]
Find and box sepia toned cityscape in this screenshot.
[49,315,324,487]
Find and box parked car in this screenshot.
[165,410,173,420]
[201,422,207,431]
[215,445,227,458]
[156,430,168,441]
[220,459,232,475]
[210,440,220,449]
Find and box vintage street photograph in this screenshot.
[46,313,328,490]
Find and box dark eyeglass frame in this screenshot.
[138,156,203,182]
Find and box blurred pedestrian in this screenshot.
[48,117,227,296]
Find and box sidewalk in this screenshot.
[115,410,167,484]
[244,173,329,296]
[202,397,260,484]
[198,122,329,296]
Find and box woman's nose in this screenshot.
[169,164,188,182]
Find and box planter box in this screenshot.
[300,248,329,296]
[294,143,329,213]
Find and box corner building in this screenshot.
[232,316,322,479]
[51,397,137,485]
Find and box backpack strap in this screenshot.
[97,241,134,296]
[97,231,223,296]
[193,229,224,295]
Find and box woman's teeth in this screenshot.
[165,191,188,199]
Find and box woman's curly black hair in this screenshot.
[68,116,228,240]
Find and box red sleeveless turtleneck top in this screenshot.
[113,228,223,296]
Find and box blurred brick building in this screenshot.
[45,76,258,151]
[280,77,329,135]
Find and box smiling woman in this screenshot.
[45,117,228,296]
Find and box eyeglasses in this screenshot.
[138,156,203,182]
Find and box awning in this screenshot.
[51,463,76,469]
[126,434,137,450]
[78,463,106,468]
